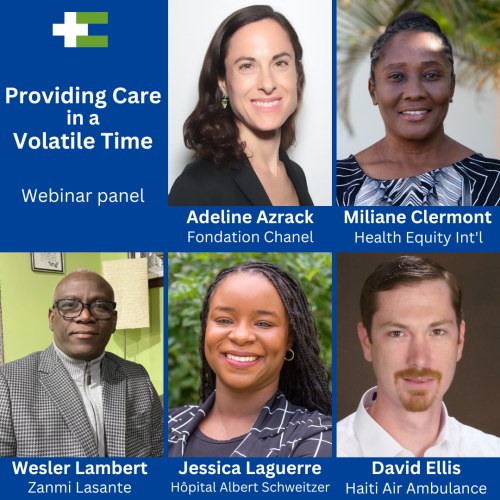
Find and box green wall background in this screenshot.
[0,253,163,397]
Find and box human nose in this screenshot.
[258,67,277,94]
[403,74,426,100]
[228,322,256,345]
[407,335,431,368]
[75,304,96,323]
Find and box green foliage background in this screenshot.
[168,252,332,409]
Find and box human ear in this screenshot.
[368,79,378,106]
[357,322,373,362]
[456,320,465,362]
[449,75,456,103]
[48,308,55,331]
[218,78,227,96]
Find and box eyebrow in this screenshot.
[253,309,277,316]
[379,319,454,329]
[214,306,236,312]
[382,60,445,71]
[233,52,293,65]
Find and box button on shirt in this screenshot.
[53,343,106,457]
[337,387,500,457]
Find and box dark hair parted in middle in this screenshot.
[199,262,331,416]
[184,5,305,169]
[360,256,462,339]
[370,11,455,82]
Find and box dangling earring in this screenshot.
[284,349,294,361]
[222,94,228,109]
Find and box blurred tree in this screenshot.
[167,252,332,409]
[338,0,500,134]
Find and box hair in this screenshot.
[53,269,114,302]
[360,256,462,340]
[184,5,305,169]
[370,11,454,83]
[198,261,331,415]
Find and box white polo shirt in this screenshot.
[337,387,500,457]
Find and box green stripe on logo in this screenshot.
[76,12,108,24]
[76,36,108,48]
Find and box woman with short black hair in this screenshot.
[337,11,500,206]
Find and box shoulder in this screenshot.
[0,351,43,378]
[168,404,200,421]
[169,158,242,206]
[336,411,357,455]
[448,417,500,457]
[104,352,149,378]
[458,154,500,171]
[280,400,333,438]
[279,402,332,457]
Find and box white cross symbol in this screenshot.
[53,12,88,48]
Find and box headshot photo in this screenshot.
[0,253,163,457]
[337,253,500,457]
[168,252,332,457]
[337,6,500,206]
[168,0,333,206]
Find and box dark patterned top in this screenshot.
[168,390,332,458]
[337,154,500,206]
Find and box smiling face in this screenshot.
[370,30,455,142]
[358,280,464,414]
[204,271,292,394]
[49,273,117,360]
[219,19,298,139]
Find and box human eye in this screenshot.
[275,60,289,68]
[255,321,273,328]
[431,329,445,336]
[215,318,233,325]
[388,73,403,81]
[59,299,80,311]
[239,63,254,70]
[388,330,404,338]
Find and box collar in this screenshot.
[233,149,313,206]
[354,387,456,457]
[53,341,105,368]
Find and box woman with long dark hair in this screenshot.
[169,6,313,206]
[168,262,331,457]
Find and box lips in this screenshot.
[71,332,99,339]
[251,97,281,111]
[399,109,431,122]
[223,351,262,368]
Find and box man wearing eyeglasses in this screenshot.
[0,268,163,457]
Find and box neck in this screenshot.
[368,391,443,457]
[238,123,282,175]
[379,127,456,175]
[200,380,278,440]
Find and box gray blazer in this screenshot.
[0,344,163,457]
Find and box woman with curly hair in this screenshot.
[168,5,313,206]
[168,262,331,457]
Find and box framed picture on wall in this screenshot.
[128,253,163,288]
[31,253,65,273]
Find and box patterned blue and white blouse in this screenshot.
[337,154,500,206]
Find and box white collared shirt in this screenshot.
[337,387,500,457]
